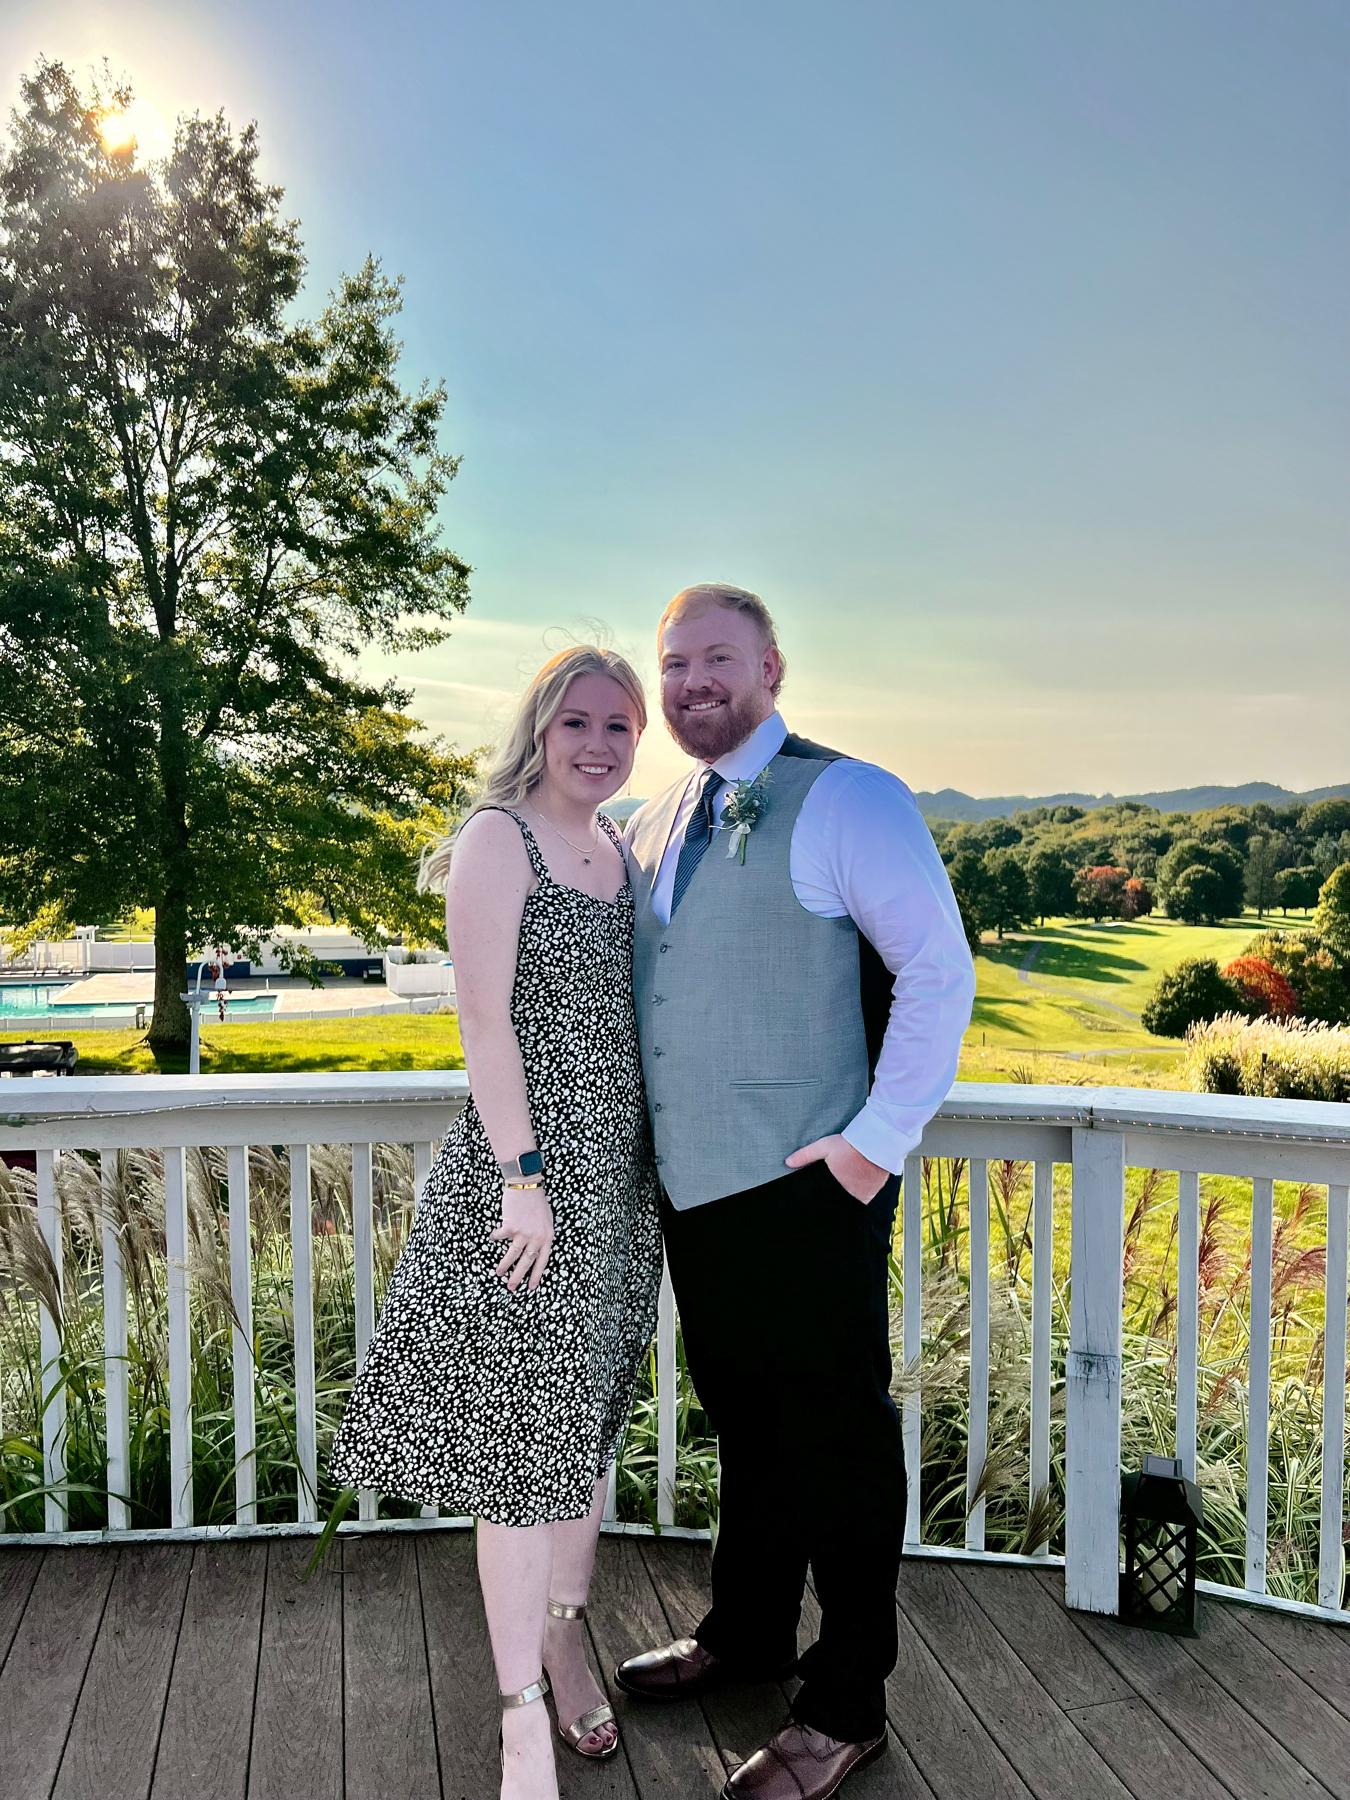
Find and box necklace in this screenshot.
[528,805,601,865]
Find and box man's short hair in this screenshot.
[659,583,786,698]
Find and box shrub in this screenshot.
[1184,1014,1350,1103]
[1222,955,1298,1019]
[1166,863,1230,925]
[1142,958,1247,1038]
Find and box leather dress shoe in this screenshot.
[721,1723,888,1800]
[614,1637,794,1701]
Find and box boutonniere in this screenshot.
[722,769,771,863]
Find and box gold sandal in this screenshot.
[546,1599,620,1761]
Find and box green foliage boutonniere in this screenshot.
[722,769,771,864]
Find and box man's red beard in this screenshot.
[663,689,766,761]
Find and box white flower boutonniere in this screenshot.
[722,769,771,863]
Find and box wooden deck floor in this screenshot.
[0,1531,1347,1800]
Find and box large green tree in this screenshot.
[0,63,473,1056]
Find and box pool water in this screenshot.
[0,985,279,1016]
[0,984,71,1014]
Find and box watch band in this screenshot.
[497,1149,545,1179]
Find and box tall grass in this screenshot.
[0,1144,1343,1608]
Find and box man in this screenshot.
[616,584,975,1800]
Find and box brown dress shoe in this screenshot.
[614,1637,795,1701]
[721,1723,888,1800]
[614,1636,726,1699]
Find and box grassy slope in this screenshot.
[970,909,1311,1056]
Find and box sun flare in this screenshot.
[97,96,172,162]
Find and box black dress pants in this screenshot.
[660,1161,905,1743]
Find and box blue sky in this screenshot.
[5,1,1348,798]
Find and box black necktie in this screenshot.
[669,771,725,917]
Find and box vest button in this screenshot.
[659,943,669,953]
[655,1155,665,1167]
[653,1047,663,1057]
[653,994,666,1005]
[653,1102,662,1112]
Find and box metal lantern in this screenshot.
[1119,1453,1204,1635]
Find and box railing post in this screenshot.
[1065,1124,1125,1614]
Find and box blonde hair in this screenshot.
[417,644,646,892]
[658,582,786,698]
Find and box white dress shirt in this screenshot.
[648,711,976,1173]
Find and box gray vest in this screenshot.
[629,748,870,1209]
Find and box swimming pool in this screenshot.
[0,985,279,1017]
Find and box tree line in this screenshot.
[935,794,1350,947]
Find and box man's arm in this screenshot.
[785,760,976,1197]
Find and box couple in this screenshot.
[330,582,976,1800]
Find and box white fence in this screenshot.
[0,1076,1346,1624]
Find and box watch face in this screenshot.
[518,1149,545,1177]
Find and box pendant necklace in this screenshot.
[530,806,601,865]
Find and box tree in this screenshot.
[1141,958,1248,1038]
[1155,839,1243,920]
[981,847,1032,938]
[1311,864,1350,962]
[1222,956,1298,1019]
[1073,864,1131,922]
[1275,865,1321,913]
[1245,927,1350,1027]
[1167,863,1230,925]
[1121,876,1154,920]
[946,849,995,950]
[1243,831,1281,918]
[1300,797,1350,840]
[1026,845,1075,925]
[0,63,473,1057]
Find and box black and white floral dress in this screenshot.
[329,808,662,1525]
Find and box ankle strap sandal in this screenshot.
[545,1599,619,1760]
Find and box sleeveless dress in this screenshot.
[329,809,663,1525]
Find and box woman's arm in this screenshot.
[444,810,553,1291]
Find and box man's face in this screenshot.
[659,603,781,761]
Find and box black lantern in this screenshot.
[1119,1453,1204,1635]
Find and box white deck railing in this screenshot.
[1,1076,1346,1624]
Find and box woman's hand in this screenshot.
[489,1187,555,1292]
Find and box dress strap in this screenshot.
[477,806,551,883]
[596,811,625,856]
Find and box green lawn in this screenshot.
[0,1014,466,1076]
[969,909,1311,1056]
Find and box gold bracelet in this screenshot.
[503,1178,545,1191]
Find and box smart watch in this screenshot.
[497,1149,545,1180]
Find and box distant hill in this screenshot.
[913,780,1350,823]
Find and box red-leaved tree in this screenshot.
[1222,955,1299,1019]
[1074,864,1132,921]
[1122,876,1155,920]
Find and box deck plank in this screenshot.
[0,1548,44,1672]
[896,1560,1133,1800]
[342,1535,441,1800]
[0,1547,116,1800]
[1046,1572,1330,1799]
[53,1544,190,1800]
[151,1542,267,1800]
[1230,1604,1350,1723]
[248,1536,343,1800]
[1066,1696,1231,1800]
[1177,1600,1350,1799]
[948,1562,1132,1711]
[586,1534,727,1796]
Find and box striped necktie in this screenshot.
[669,770,725,917]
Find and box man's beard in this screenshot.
[664,689,765,761]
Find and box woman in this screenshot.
[330,645,662,1800]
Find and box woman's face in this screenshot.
[537,671,642,808]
